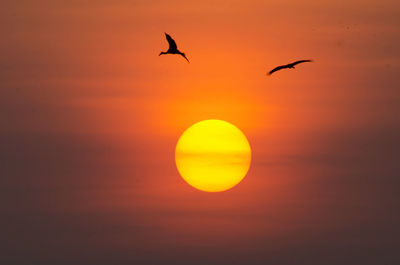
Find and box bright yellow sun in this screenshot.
[175,120,251,192]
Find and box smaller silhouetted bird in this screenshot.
[267,60,313,75]
[159,33,189,63]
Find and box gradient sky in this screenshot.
[1,0,399,264]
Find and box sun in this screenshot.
[175,120,251,192]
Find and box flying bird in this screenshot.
[267,60,313,75]
[159,33,189,63]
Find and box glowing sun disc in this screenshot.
[175,120,251,192]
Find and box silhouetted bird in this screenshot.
[159,33,189,63]
[267,60,313,75]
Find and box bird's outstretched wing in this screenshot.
[180,53,190,63]
[165,33,177,51]
[268,65,287,75]
[291,59,313,66]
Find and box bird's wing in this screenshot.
[165,33,177,50]
[268,65,287,75]
[291,59,313,66]
[180,53,190,63]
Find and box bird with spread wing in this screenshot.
[159,33,189,63]
[267,60,313,75]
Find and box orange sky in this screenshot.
[1,0,400,264]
